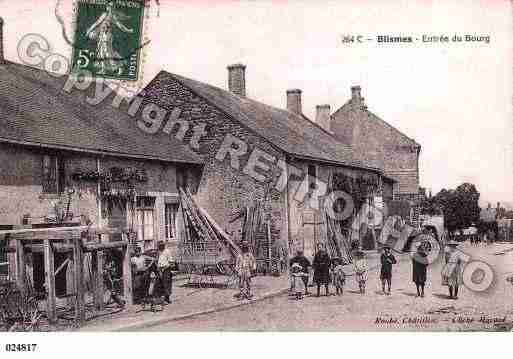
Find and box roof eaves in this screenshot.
[0,137,205,165]
[290,153,383,175]
[164,72,369,170]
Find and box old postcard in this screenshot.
[0,0,512,348]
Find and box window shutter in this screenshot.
[58,156,66,193]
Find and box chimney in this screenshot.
[351,85,366,110]
[227,63,246,97]
[286,89,302,115]
[315,104,331,131]
[0,17,4,64]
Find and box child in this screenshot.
[290,263,307,300]
[353,249,368,294]
[235,242,257,300]
[332,258,346,295]
[380,245,397,295]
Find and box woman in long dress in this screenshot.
[86,2,134,75]
[412,242,428,297]
[441,240,463,299]
[313,243,331,297]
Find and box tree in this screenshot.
[429,183,480,233]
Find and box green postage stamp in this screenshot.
[71,0,146,81]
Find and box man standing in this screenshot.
[289,249,311,296]
[380,245,397,295]
[157,241,174,304]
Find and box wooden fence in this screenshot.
[0,226,133,325]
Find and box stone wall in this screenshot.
[142,75,288,251]
[331,102,420,196]
[0,142,183,252]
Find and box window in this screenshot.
[307,164,317,190]
[42,154,65,194]
[0,250,9,280]
[165,203,179,241]
[136,196,155,242]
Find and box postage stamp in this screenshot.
[71,0,146,81]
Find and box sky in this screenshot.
[1,0,512,207]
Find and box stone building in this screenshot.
[139,65,395,259]
[0,16,397,269]
[0,58,204,265]
[329,86,421,202]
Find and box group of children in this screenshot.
[236,241,400,301]
[289,245,397,300]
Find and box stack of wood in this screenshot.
[239,202,264,253]
[235,202,283,273]
[179,188,240,263]
[324,211,353,264]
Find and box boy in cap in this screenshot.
[236,242,257,300]
[380,245,397,295]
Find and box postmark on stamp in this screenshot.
[71,0,146,81]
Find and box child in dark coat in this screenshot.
[332,258,346,295]
[380,245,397,295]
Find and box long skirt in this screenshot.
[441,262,462,286]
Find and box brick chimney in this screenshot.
[227,63,246,97]
[0,17,4,64]
[351,85,366,110]
[286,89,302,115]
[315,104,331,131]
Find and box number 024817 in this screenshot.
[5,344,37,352]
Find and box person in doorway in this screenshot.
[441,240,463,299]
[412,242,429,297]
[353,248,368,295]
[236,242,257,300]
[313,243,331,297]
[157,241,174,304]
[380,245,397,295]
[289,249,311,296]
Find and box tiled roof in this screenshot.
[0,62,203,164]
[144,71,383,172]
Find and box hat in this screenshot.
[383,244,391,249]
[447,240,459,246]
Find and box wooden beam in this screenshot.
[15,239,26,296]
[0,226,122,237]
[84,241,127,252]
[66,252,75,309]
[0,226,89,236]
[122,233,133,306]
[93,250,105,311]
[93,251,105,310]
[43,239,57,324]
[25,243,74,253]
[73,233,86,324]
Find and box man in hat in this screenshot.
[380,245,397,295]
[441,240,463,299]
[235,242,257,300]
[157,241,174,303]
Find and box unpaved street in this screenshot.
[143,243,513,331]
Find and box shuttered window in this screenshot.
[136,197,155,242]
[42,154,66,194]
